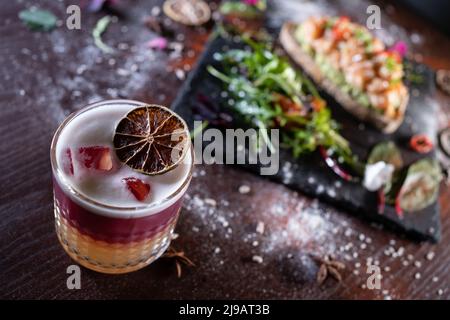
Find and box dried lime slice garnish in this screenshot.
[114,105,189,175]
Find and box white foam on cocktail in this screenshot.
[55,100,192,217]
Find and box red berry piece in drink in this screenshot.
[123,177,151,201]
[78,146,113,171]
[63,148,74,175]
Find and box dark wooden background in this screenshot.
[0,0,449,299]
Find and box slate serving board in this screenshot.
[171,32,441,242]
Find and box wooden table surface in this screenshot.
[1,0,449,299]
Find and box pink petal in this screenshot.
[147,37,168,50]
[87,0,119,12]
[390,41,408,58]
[123,177,151,201]
[243,0,259,5]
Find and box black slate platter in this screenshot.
[171,32,441,242]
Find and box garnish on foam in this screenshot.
[78,146,113,171]
[63,148,74,175]
[123,177,151,201]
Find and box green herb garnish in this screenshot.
[93,16,114,54]
[385,56,397,71]
[19,8,57,31]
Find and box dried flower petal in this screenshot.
[390,41,408,58]
[147,37,168,50]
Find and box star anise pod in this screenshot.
[315,255,345,285]
[162,246,195,278]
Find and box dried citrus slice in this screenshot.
[113,105,189,175]
[163,0,211,26]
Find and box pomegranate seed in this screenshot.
[123,177,151,201]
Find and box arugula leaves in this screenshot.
[208,37,358,169]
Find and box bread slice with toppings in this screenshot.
[280,18,409,133]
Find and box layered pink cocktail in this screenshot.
[50,100,193,274]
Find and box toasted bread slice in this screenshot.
[279,22,409,134]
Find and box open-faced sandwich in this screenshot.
[280,16,409,133]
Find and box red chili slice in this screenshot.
[410,134,434,153]
[274,93,304,115]
[311,97,326,112]
[319,146,356,182]
[332,16,350,40]
[395,191,404,219]
[377,188,385,214]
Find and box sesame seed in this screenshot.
[432,276,439,282]
[426,251,435,261]
[414,261,422,268]
[414,272,421,280]
[438,289,443,296]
